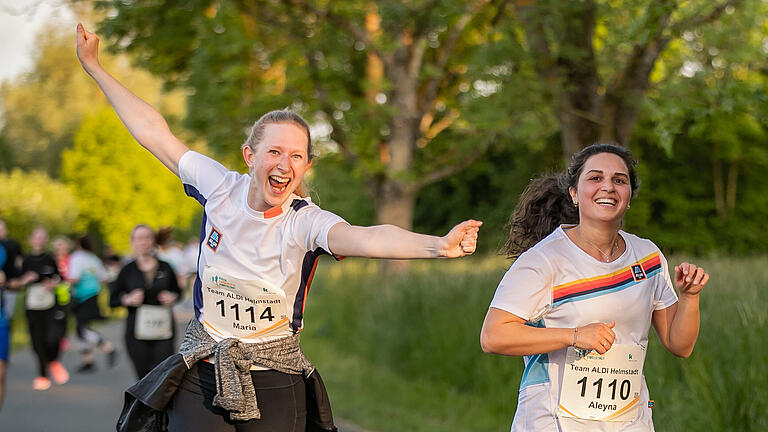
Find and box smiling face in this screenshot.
[569,152,632,225]
[243,122,312,212]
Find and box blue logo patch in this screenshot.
[631,264,646,281]
[207,226,222,252]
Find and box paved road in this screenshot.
[0,303,366,432]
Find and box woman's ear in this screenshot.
[242,145,254,168]
[568,186,578,205]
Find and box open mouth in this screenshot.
[268,175,291,193]
[595,198,617,207]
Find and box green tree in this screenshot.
[0,169,79,245]
[513,0,747,158]
[0,23,188,177]
[624,0,768,255]
[96,0,544,238]
[61,109,200,252]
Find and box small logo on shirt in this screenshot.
[211,274,236,290]
[207,226,222,252]
[631,264,646,281]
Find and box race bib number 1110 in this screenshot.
[558,344,646,422]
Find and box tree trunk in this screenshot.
[726,159,739,214]
[713,148,726,219]
[374,180,417,274]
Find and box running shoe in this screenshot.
[76,362,96,373]
[32,376,51,391]
[49,360,70,384]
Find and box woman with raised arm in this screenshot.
[76,24,481,432]
[481,143,709,431]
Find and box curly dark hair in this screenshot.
[500,143,640,259]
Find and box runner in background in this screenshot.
[155,227,188,290]
[68,235,118,372]
[110,224,181,379]
[0,220,22,325]
[0,242,9,411]
[52,236,74,352]
[6,228,69,390]
[481,143,709,431]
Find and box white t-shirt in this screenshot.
[68,250,108,302]
[178,151,347,343]
[490,226,678,432]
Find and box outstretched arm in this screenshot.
[652,262,709,358]
[327,219,482,259]
[75,24,188,176]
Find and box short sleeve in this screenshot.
[653,251,679,310]
[291,205,348,255]
[489,249,554,322]
[178,151,231,202]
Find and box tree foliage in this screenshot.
[61,109,200,252]
[0,169,79,247]
[0,23,188,177]
[95,0,549,238]
[512,0,750,158]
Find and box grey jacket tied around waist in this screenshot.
[179,318,314,421]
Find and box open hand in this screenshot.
[674,262,709,297]
[440,219,483,258]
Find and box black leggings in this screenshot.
[167,362,307,432]
[124,333,175,379]
[26,306,66,377]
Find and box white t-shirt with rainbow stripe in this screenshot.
[490,226,678,432]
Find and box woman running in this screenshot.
[8,228,69,390]
[110,225,181,379]
[76,24,481,432]
[68,235,117,372]
[481,143,709,431]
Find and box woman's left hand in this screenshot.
[674,262,709,296]
[440,219,483,258]
[158,290,178,306]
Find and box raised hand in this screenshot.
[440,219,483,258]
[76,23,101,73]
[674,262,709,296]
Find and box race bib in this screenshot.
[201,267,290,341]
[134,305,174,340]
[26,283,56,311]
[558,344,646,422]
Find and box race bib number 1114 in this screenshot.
[201,267,290,341]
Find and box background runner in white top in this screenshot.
[481,144,710,432]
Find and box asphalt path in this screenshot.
[0,303,366,432]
